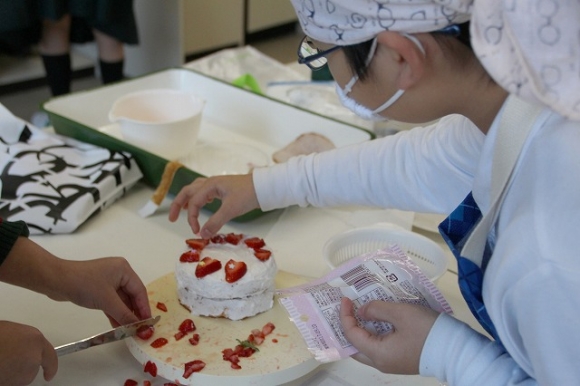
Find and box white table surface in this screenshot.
[2,182,487,385]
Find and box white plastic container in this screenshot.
[183,141,270,176]
[109,89,205,159]
[323,223,448,282]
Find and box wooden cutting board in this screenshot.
[126,271,319,385]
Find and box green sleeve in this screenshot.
[0,219,30,266]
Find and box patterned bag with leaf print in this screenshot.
[0,103,142,234]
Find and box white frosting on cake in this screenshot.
[175,237,277,320]
[177,288,275,321]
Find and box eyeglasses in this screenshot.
[297,36,342,70]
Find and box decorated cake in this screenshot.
[175,233,278,321]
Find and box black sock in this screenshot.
[41,53,71,96]
[99,59,124,84]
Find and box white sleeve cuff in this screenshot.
[420,313,519,385]
[252,162,299,211]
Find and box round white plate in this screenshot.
[126,271,319,385]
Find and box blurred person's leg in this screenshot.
[38,14,71,96]
[94,29,124,84]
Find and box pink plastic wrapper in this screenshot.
[277,244,452,362]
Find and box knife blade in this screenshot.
[55,315,160,356]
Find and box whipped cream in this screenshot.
[175,236,278,320]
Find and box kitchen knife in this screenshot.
[55,315,160,356]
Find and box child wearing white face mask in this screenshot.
[334,33,425,122]
[168,1,580,385]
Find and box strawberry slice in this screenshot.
[224,259,247,283]
[144,360,157,377]
[189,333,200,345]
[174,331,186,341]
[124,380,138,386]
[150,337,168,348]
[262,322,276,336]
[244,237,265,249]
[251,329,265,345]
[136,325,155,340]
[225,233,243,245]
[179,250,200,263]
[186,238,209,251]
[183,360,206,378]
[210,234,227,244]
[195,257,222,278]
[253,248,271,261]
[178,319,196,334]
[156,301,168,312]
[222,348,235,361]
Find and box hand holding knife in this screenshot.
[55,315,160,356]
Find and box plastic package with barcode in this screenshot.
[276,244,452,362]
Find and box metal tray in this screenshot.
[43,68,374,221]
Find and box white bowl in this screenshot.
[323,223,448,282]
[109,89,205,159]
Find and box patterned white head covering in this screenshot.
[289,0,580,120]
[471,1,580,120]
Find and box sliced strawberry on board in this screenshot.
[150,337,168,348]
[185,238,209,251]
[225,233,243,245]
[251,328,265,345]
[253,248,271,261]
[136,325,155,340]
[178,319,196,334]
[124,380,138,386]
[156,302,168,312]
[222,348,235,361]
[183,360,206,379]
[230,354,241,363]
[189,333,200,345]
[179,250,200,263]
[244,237,265,249]
[224,259,247,283]
[262,322,276,336]
[144,360,158,377]
[174,331,186,341]
[195,257,222,278]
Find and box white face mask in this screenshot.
[336,34,425,121]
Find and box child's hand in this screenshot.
[0,239,151,328]
[0,321,57,385]
[54,257,152,327]
[168,174,260,238]
[339,297,439,374]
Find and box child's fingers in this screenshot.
[339,298,374,345]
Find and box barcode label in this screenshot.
[340,265,381,292]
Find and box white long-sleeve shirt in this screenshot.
[252,105,580,385]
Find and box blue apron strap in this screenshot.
[437,97,544,348]
[438,194,503,345]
